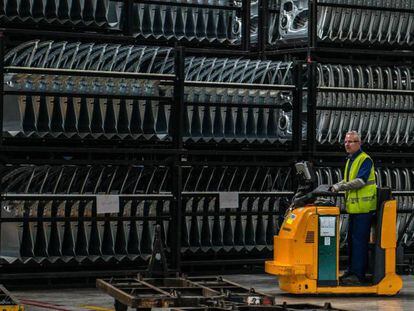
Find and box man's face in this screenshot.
[344,134,361,155]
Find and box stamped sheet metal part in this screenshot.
[315,64,414,146]
[0,0,246,45]
[2,163,414,272]
[0,164,292,265]
[272,0,414,47]
[131,0,241,44]
[3,40,294,144]
[0,0,122,29]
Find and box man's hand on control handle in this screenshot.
[330,179,366,192]
[330,184,339,192]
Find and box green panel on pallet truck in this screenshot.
[318,215,338,286]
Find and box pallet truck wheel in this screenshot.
[114,300,128,311]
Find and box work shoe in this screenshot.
[340,274,369,286]
[339,271,353,282]
[340,274,361,285]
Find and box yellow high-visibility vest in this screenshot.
[344,151,377,214]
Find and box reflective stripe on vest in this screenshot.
[344,152,377,214]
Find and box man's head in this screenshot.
[344,131,361,155]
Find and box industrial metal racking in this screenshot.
[1,1,414,281]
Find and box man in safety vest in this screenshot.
[331,131,377,284]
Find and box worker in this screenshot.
[330,131,377,284]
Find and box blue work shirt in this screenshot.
[346,149,373,183]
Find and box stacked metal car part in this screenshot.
[0,165,173,263]
[316,64,414,145]
[273,0,414,46]
[3,40,294,144]
[180,165,291,255]
[2,164,414,264]
[0,164,291,263]
[132,0,240,44]
[0,0,245,44]
[0,0,122,28]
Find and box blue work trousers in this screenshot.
[347,212,374,279]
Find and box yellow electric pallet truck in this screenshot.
[265,162,403,295]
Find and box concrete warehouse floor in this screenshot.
[10,274,414,311]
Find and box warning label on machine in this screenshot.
[319,216,335,236]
